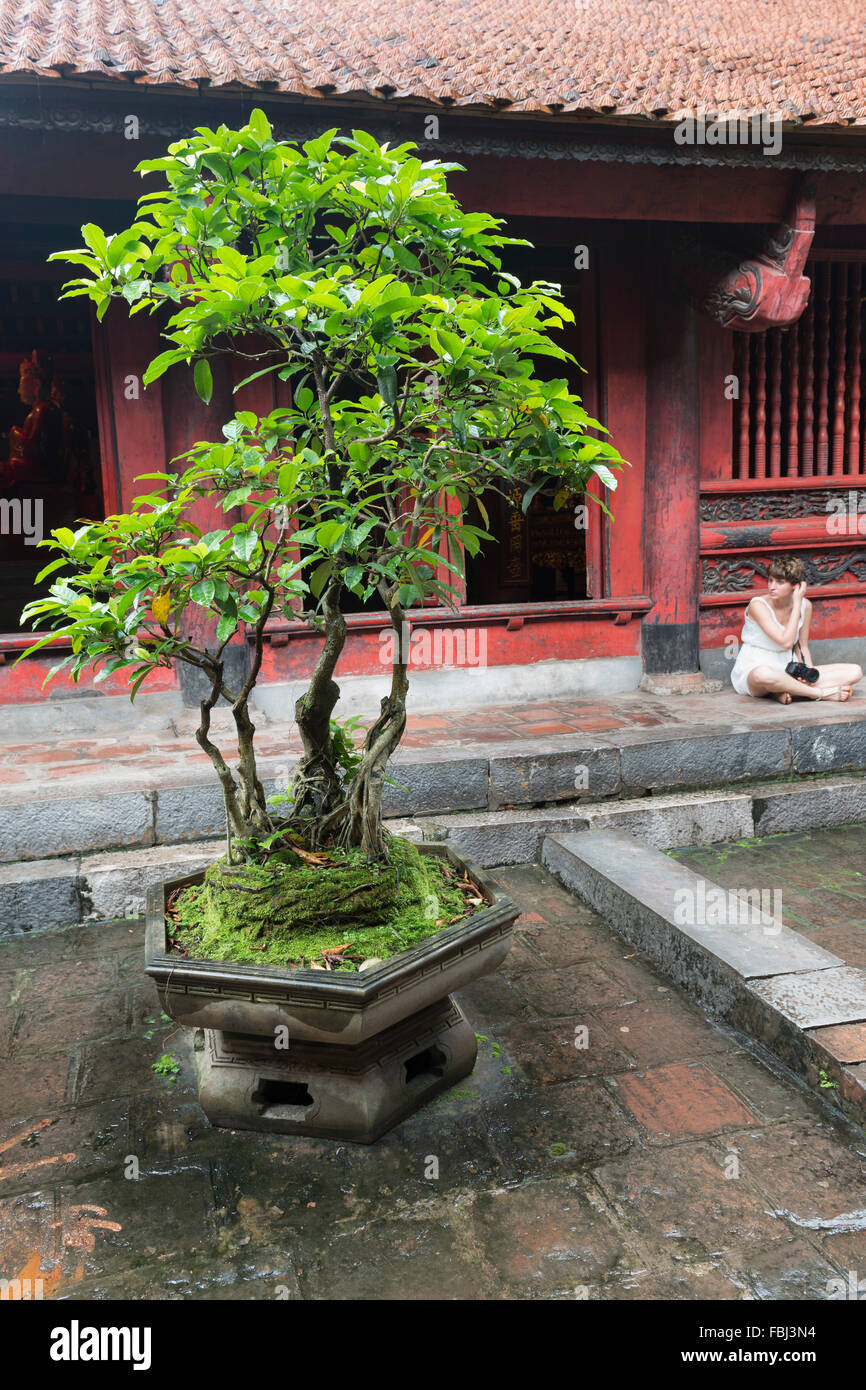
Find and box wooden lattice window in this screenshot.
[733,258,866,480]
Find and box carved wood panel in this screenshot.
[702,551,866,593]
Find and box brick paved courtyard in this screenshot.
[3,860,866,1300]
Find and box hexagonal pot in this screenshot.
[145,843,516,1046]
[144,843,517,1142]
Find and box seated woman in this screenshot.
[730,556,863,704]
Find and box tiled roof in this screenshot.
[2,0,866,128]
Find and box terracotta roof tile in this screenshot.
[2,0,866,128]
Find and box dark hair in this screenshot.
[767,556,806,585]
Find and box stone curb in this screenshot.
[3,713,866,863]
[541,828,866,1128]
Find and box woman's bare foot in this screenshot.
[774,691,792,704]
[815,685,852,702]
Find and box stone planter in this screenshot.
[145,843,517,1143]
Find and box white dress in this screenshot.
[730,595,805,695]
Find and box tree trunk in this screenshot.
[328,606,408,859]
[233,696,272,837]
[291,580,347,830]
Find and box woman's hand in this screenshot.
[793,580,808,604]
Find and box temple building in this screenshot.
[1,1,866,708]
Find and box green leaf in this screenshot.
[521,477,548,515]
[34,557,69,585]
[231,530,258,562]
[392,243,421,273]
[592,462,619,490]
[396,582,421,607]
[129,665,155,702]
[194,358,213,405]
[143,349,188,386]
[542,428,560,460]
[216,600,238,645]
[248,108,273,144]
[371,314,395,343]
[223,486,252,510]
[309,560,333,598]
[277,462,298,494]
[346,517,378,548]
[377,364,398,407]
[81,223,109,260]
[432,328,464,364]
[315,520,346,552]
[304,128,338,162]
[191,578,216,605]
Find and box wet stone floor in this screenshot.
[2,861,866,1301]
[670,823,866,968]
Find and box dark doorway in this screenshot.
[0,219,105,632]
[463,235,596,606]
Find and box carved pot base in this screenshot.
[192,995,477,1144]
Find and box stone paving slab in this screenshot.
[750,967,866,1030]
[806,1022,866,1065]
[752,776,866,835]
[614,1062,761,1138]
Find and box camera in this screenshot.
[785,658,819,684]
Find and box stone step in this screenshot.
[3,773,866,933]
[541,828,866,1127]
[0,840,224,934]
[397,773,866,868]
[3,710,866,864]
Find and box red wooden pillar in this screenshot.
[602,248,647,600]
[641,285,701,675]
[93,310,251,700]
[162,355,251,704]
[92,304,167,515]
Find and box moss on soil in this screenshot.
[170,836,472,970]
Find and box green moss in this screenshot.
[171,836,471,969]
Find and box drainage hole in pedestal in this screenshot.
[404,1046,447,1085]
[253,1079,314,1114]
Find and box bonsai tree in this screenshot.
[22,113,624,887]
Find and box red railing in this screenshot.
[733,259,866,480]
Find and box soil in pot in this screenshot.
[167,835,484,971]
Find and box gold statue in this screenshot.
[7,350,64,483]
